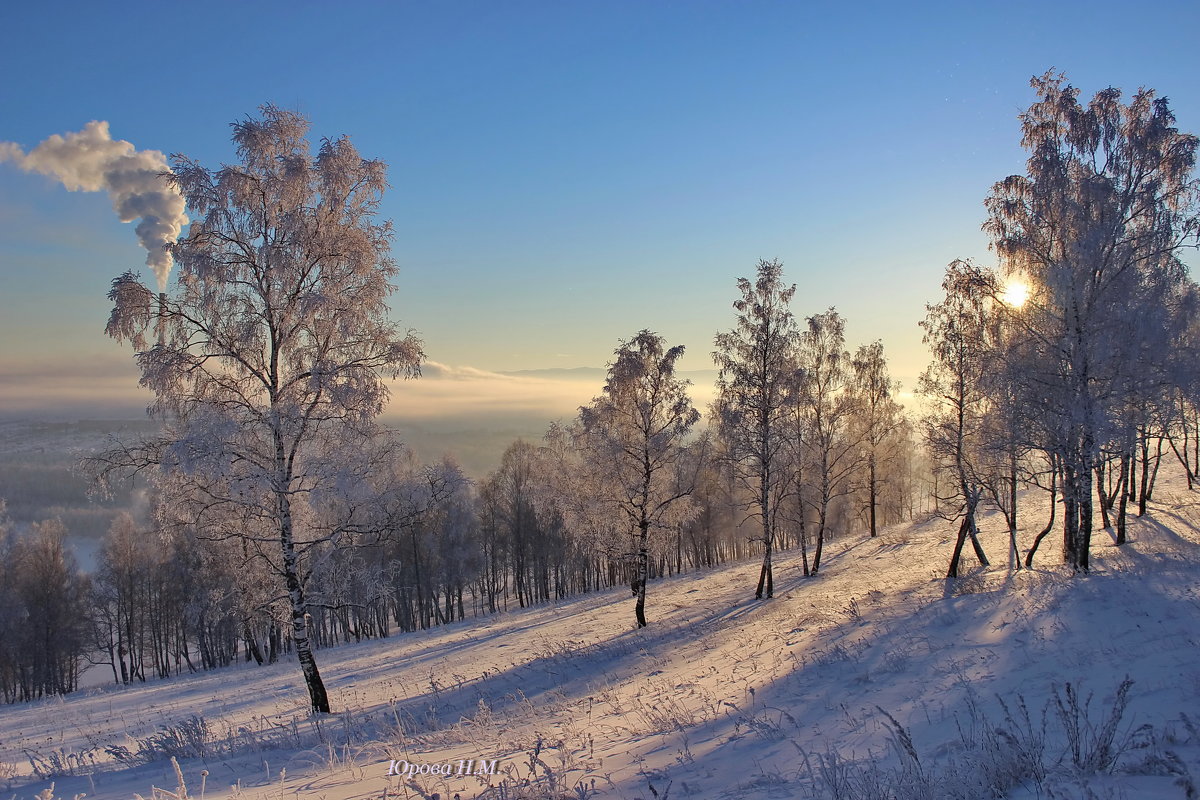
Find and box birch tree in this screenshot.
[850,340,903,538]
[713,259,799,599]
[985,72,1199,571]
[0,518,90,701]
[920,260,997,579]
[93,106,423,713]
[579,330,701,627]
[482,440,551,610]
[796,308,860,574]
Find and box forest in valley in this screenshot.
[1,69,1198,722]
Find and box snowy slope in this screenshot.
[3,471,1199,800]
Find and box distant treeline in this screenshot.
[0,380,923,703]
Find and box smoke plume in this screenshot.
[0,121,187,290]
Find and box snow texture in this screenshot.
[3,471,1199,799]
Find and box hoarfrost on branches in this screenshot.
[578,330,703,627]
[90,105,423,714]
[984,71,1200,570]
[713,259,799,599]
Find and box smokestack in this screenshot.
[157,292,167,346]
[0,122,187,291]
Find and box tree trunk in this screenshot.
[1025,466,1057,568]
[797,486,811,577]
[1062,463,1080,567]
[1116,451,1129,545]
[947,515,970,578]
[1008,450,1019,570]
[635,525,649,628]
[1062,456,1093,572]
[277,462,330,714]
[967,513,988,567]
[285,556,329,712]
[811,466,831,576]
[243,621,265,666]
[1078,470,1093,572]
[811,511,826,576]
[1167,401,1195,489]
[755,534,774,599]
[755,465,773,599]
[868,456,878,538]
[1193,407,1199,479]
[1096,462,1111,529]
[1139,432,1150,516]
[1147,437,1163,502]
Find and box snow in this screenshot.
[3,472,1199,799]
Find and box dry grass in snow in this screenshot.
[3,472,1200,800]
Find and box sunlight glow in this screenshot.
[1002,280,1030,308]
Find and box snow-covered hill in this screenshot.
[4,474,1199,800]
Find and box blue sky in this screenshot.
[2,0,1198,425]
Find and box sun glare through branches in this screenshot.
[1001,280,1030,308]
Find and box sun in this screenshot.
[1002,280,1030,308]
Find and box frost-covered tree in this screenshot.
[0,517,90,702]
[579,330,701,627]
[92,512,153,683]
[482,440,555,610]
[423,460,481,625]
[92,106,423,713]
[0,502,15,702]
[920,260,997,579]
[850,340,904,538]
[373,457,475,631]
[713,260,799,599]
[973,297,1044,570]
[795,308,860,574]
[1163,329,1200,494]
[985,72,1199,571]
[677,446,738,569]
